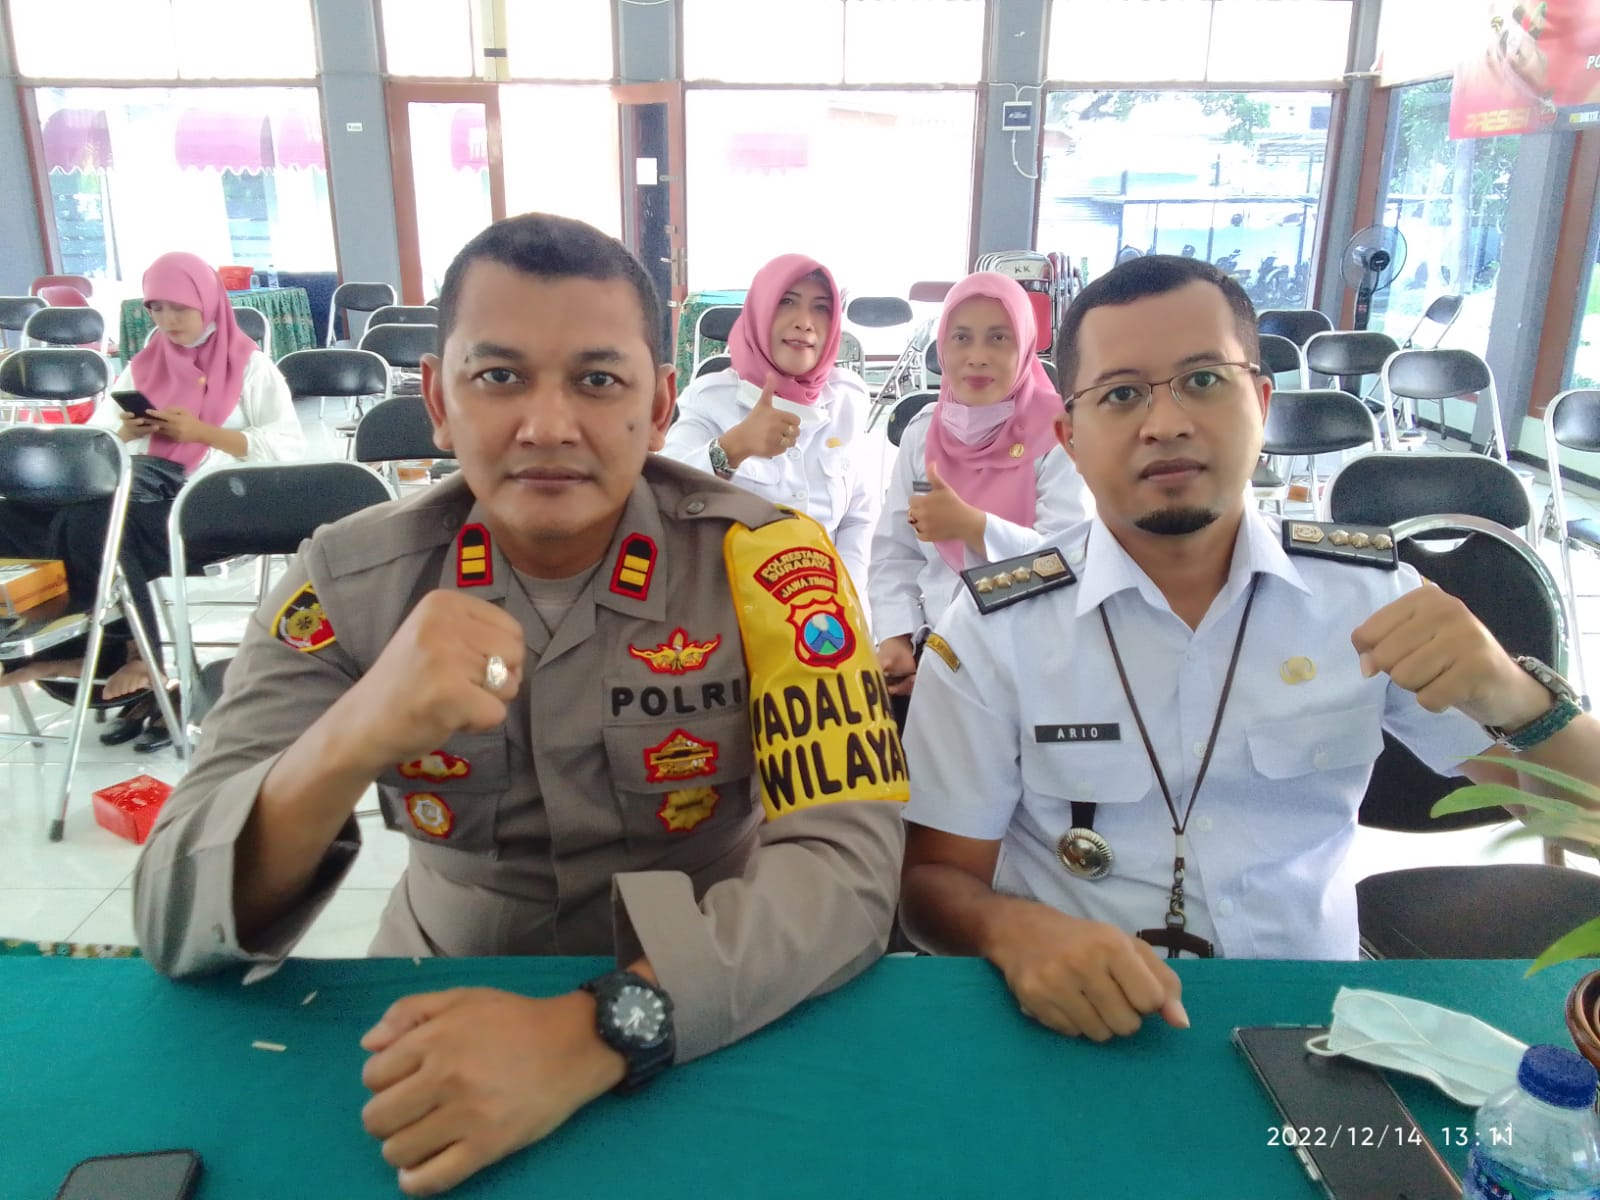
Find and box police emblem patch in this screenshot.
[657,786,719,832]
[397,750,471,782]
[405,792,454,838]
[752,546,858,669]
[642,729,719,783]
[629,628,721,675]
[273,582,336,653]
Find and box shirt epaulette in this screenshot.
[960,547,1078,615]
[1282,520,1400,570]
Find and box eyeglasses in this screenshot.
[1068,361,1261,415]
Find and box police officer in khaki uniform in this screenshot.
[133,215,907,1196]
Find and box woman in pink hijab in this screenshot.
[661,254,877,601]
[0,252,302,749]
[870,272,1091,708]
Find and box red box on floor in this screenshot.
[92,774,173,844]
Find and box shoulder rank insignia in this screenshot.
[1283,521,1399,571]
[273,582,336,652]
[610,533,657,601]
[456,523,493,588]
[960,548,1077,615]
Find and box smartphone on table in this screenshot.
[55,1149,201,1200]
[1232,1024,1458,1200]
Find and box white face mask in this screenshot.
[1305,987,1527,1107]
[940,398,1015,445]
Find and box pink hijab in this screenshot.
[925,273,1062,571]
[727,254,842,406]
[131,252,256,472]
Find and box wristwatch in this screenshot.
[579,969,675,1094]
[707,439,735,480]
[1483,656,1585,752]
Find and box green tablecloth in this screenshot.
[119,287,316,364]
[673,287,745,394]
[3,955,1592,1198]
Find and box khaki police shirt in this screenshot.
[133,457,908,1062]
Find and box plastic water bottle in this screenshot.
[1463,1044,1600,1198]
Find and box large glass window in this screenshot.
[505,1,614,80]
[685,0,982,84]
[1038,90,1332,306]
[1566,182,1600,391]
[685,89,976,351]
[32,87,336,316]
[1370,78,1520,352]
[10,0,318,80]
[381,0,477,78]
[501,86,621,237]
[1047,0,1351,85]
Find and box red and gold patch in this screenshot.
[405,792,454,838]
[456,523,493,588]
[273,582,336,653]
[628,628,721,675]
[397,750,471,783]
[609,533,656,601]
[657,786,719,833]
[642,728,719,784]
[752,547,856,669]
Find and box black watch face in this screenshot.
[611,984,668,1047]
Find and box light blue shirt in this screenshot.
[903,510,1491,960]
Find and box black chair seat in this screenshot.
[888,393,937,447]
[1358,864,1600,959]
[1569,517,1600,550]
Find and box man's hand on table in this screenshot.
[360,987,624,1196]
[987,901,1189,1042]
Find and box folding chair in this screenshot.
[692,306,741,374]
[1380,348,1508,460]
[0,426,181,840]
[367,305,440,328]
[231,306,272,356]
[358,323,436,399]
[278,347,390,424]
[695,354,731,379]
[167,460,393,743]
[1257,334,1303,388]
[1354,514,1600,958]
[887,392,938,447]
[30,274,94,299]
[326,282,397,349]
[1257,308,1333,351]
[1542,388,1600,700]
[1252,390,1381,514]
[0,296,45,351]
[352,395,452,489]
[1323,450,1531,537]
[1302,330,1399,403]
[0,348,109,426]
[22,306,106,354]
[1402,294,1462,350]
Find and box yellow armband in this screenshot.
[724,512,909,821]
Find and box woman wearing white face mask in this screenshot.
[870,273,1090,704]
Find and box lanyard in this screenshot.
[1097,575,1260,958]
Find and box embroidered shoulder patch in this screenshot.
[456,523,493,588]
[610,534,657,601]
[273,582,336,652]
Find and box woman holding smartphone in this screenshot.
[660,254,876,605]
[0,252,302,750]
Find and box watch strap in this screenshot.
[1484,656,1586,751]
[579,970,675,1094]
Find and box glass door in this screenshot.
[614,83,686,360]
[387,83,506,302]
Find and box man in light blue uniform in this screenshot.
[899,255,1600,1043]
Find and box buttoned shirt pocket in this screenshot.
[1245,705,1385,779]
[736,454,784,487]
[819,442,853,517]
[603,710,756,845]
[375,732,513,856]
[1018,737,1160,876]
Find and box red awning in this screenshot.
[42,108,112,173]
[450,108,488,171]
[174,109,274,172]
[271,109,326,170]
[726,132,809,173]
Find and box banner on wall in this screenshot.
[1450,0,1600,138]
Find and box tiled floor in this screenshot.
[3,399,1599,954]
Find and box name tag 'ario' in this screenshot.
[1034,724,1121,743]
